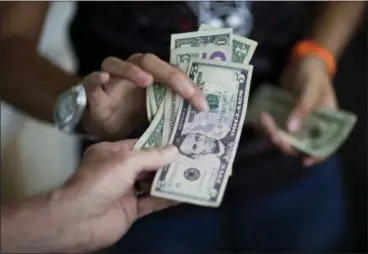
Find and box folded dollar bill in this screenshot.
[139,25,258,207]
[246,84,357,158]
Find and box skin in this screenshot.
[256,2,366,167]
[0,1,366,253]
[0,2,209,252]
[1,140,180,253]
[0,2,209,140]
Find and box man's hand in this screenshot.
[80,54,209,139]
[60,139,179,252]
[1,140,179,253]
[257,56,338,167]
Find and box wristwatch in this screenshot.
[53,84,87,133]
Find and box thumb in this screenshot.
[84,71,110,108]
[127,145,179,177]
[287,85,317,132]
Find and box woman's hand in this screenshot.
[257,56,338,167]
[80,53,209,139]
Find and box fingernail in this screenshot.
[100,72,110,81]
[199,98,210,112]
[180,80,195,97]
[162,145,179,158]
[138,72,152,85]
[288,118,300,132]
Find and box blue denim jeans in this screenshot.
[115,155,347,253]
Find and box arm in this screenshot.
[0,189,88,253]
[309,2,366,60]
[1,141,179,253]
[0,2,80,123]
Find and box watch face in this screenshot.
[56,93,77,125]
[54,84,87,132]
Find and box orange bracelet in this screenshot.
[291,40,336,77]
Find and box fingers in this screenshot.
[98,54,209,112]
[136,172,155,181]
[128,53,209,112]
[111,139,138,152]
[302,156,325,167]
[101,56,153,87]
[287,85,318,132]
[83,71,110,102]
[125,145,179,177]
[137,196,180,218]
[257,112,298,156]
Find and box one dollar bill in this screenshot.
[150,59,254,207]
[198,23,258,64]
[246,84,357,158]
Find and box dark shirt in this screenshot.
[70,1,317,196]
[70,2,315,80]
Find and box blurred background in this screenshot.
[1,2,78,200]
[0,2,367,252]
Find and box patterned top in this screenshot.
[70,1,315,78]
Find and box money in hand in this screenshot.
[246,84,357,158]
[150,60,253,207]
[138,25,258,207]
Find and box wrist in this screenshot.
[290,40,337,77]
[48,187,84,224]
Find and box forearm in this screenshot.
[309,2,366,60]
[0,37,80,123]
[0,188,89,253]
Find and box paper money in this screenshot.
[146,83,166,120]
[162,46,232,144]
[198,23,216,31]
[150,59,253,207]
[149,25,256,125]
[198,23,258,64]
[170,46,232,71]
[246,84,357,158]
[232,34,257,64]
[170,28,233,50]
[135,102,165,149]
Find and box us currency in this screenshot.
[146,82,166,121]
[170,46,232,71]
[162,46,232,144]
[150,59,254,207]
[170,28,233,50]
[135,101,165,150]
[198,23,258,64]
[246,84,357,158]
[147,28,232,120]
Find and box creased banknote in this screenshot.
[150,59,253,207]
[135,101,165,150]
[198,23,258,64]
[246,84,357,158]
[162,46,232,144]
[146,82,166,120]
[170,28,233,50]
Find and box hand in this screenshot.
[257,56,338,167]
[60,139,179,252]
[80,54,209,139]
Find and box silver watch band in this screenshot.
[54,84,87,132]
[54,84,101,141]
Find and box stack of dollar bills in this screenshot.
[134,24,257,207]
[134,24,357,207]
